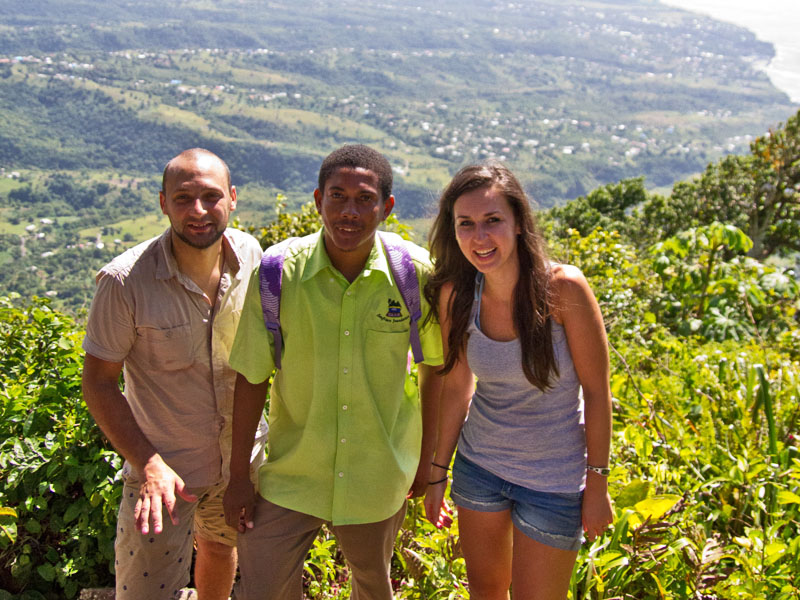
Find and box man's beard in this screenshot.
[174,225,226,249]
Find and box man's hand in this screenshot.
[225,374,268,534]
[406,459,429,499]
[134,454,198,535]
[223,477,257,534]
[423,482,452,529]
[84,354,199,536]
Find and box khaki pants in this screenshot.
[115,471,236,600]
[234,495,406,600]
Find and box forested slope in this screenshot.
[2,0,797,312]
[1,110,799,599]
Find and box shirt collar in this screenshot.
[155,227,243,281]
[301,228,393,284]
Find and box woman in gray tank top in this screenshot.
[423,163,613,599]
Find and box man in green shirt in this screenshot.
[223,145,443,599]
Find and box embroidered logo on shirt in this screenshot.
[376,298,409,323]
[386,299,403,318]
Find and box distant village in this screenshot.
[0,3,790,308]
[3,27,764,179]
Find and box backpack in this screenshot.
[259,231,424,369]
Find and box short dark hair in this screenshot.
[318,145,393,201]
[162,148,231,192]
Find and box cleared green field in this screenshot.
[80,213,168,244]
[0,0,796,318]
[0,220,26,235]
[139,104,230,138]
[213,104,392,142]
[0,177,23,194]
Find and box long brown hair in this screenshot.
[425,162,557,390]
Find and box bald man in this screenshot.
[82,148,267,600]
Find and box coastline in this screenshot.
[659,0,800,105]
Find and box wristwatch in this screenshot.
[587,465,610,476]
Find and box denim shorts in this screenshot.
[450,451,584,551]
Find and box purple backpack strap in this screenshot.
[259,237,298,369]
[379,232,424,364]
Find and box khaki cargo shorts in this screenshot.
[114,468,237,599]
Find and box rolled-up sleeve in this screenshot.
[82,272,135,363]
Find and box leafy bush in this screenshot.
[251,196,322,250]
[633,109,800,259]
[2,202,799,599]
[546,177,650,238]
[649,222,799,341]
[561,224,800,599]
[0,295,119,599]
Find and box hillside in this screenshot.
[1,4,799,596]
[2,141,799,597]
[0,0,796,311]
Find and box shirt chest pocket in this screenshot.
[134,323,195,371]
[364,328,410,371]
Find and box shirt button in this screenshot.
[338,472,344,478]
[344,330,350,336]
[340,438,346,444]
[346,290,352,296]
[342,405,348,411]
[343,367,349,374]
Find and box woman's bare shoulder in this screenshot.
[549,262,588,291]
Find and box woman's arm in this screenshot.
[423,282,475,527]
[551,264,614,542]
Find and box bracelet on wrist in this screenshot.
[431,461,450,471]
[587,465,610,476]
[429,476,448,485]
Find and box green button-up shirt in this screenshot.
[229,230,443,525]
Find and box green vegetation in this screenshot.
[0,296,120,599]
[548,110,800,261]
[553,224,799,598]
[2,108,799,597]
[1,1,799,597]
[1,0,796,312]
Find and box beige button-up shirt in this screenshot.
[83,227,267,488]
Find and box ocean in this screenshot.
[659,0,800,104]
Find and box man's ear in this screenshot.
[230,186,238,211]
[382,195,395,220]
[314,188,323,213]
[159,190,167,214]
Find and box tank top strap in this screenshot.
[470,271,485,329]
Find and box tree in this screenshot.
[546,177,650,238]
[648,222,799,340]
[638,109,800,259]
[746,109,800,257]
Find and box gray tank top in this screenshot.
[458,272,587,493]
